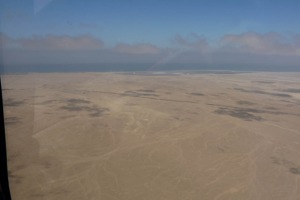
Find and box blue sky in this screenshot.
[1,0,300,71]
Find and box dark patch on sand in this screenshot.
[289,167,300,175]
[123,90,159,97]
[61,105,108,117]
[281,89,300,93]
[7,153,20,162]
[81,90,198,104]
[235,88,292,98]
[136,89,156,93]
[252,81,275,84]
[237,100,256,106]
[173,117,182,121]
[214,107,263,121]
[61,98,109,117]
[189,111,199,115]
[60,105,85,111]
[41,99,59,105]
[8,170,23,184]
[281,99,291,103]
[4,98,25,107]
[264,106,277,110]
[270,157,293,166]
[66,98,90,104]
[210,103,299,121]
[209,104,294,115]
[89,107,109,117]
[5,117,20,125]
[190,92,204,96]
[32,95,44,98]
[271,157,300,175]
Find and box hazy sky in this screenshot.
[1,0,300,71]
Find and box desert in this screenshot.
[2,71,300,200]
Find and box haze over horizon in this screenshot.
[1,0,300,72]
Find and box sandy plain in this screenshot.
[2,71,300,200]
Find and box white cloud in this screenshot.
[113,43,161,54]
[173,34,210,52]
[221,32,300,56]
[1,32,300,70]
[7,34,105,50]
[0,33,12,47]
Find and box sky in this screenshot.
[1,0,300,71]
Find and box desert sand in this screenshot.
[2,71,300,200]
